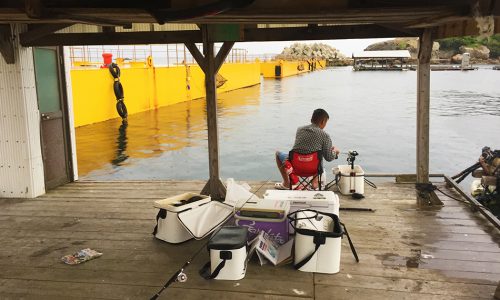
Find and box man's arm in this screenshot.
[322,134,338,162]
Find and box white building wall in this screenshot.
[63,46,78,181]
[0,24,45,198]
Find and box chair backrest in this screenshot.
[289,151,323,177]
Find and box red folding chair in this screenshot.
[288,151,323,190]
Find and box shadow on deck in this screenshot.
[0,179,499,299]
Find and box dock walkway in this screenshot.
[0,180,499,299]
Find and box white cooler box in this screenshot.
[153,193,234,243]
[333,165,365,195]
[291,210,343,274]
[206,226,248,280]
[263,190,339,233]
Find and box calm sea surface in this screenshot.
[76,66,500,185]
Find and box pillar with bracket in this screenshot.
[185,24,239,200]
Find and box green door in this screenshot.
[33,47,72,189]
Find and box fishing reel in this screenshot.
[347,150,359,169]
[347,150,358,164]
[176,270,188,283]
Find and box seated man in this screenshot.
[275,108,340,189]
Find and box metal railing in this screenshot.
[69,45,250,68]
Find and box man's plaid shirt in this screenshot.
[292,123,336,161]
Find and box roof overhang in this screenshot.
[0,0,498,47]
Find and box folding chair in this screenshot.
[288,151,323,190]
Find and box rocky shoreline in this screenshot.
[363,38,499,65]
[278,37,500,66]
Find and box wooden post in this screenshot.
[416,28,433,204]
[202,25,223,200]
[0,25,15,64]
[184,26,234,200]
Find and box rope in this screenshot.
[109,63,128,120]
[415,183,471,206]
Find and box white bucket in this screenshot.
[333,165,365,195]
[207,227,248,280]
[292,210,343,274]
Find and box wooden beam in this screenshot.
[202,25,226,200]
[244,25,421,41]
[416,28,433,204]
[0,3,474,25]
[0,24,14,64]
[214,41,234,73]
[51,12,132,27]
[102,26,116,33]
[184,42,206,73]
[20,30,202,46]
[444,175,500,230]
[434,16,500,38]
[25,0,43,18]
[20,23,71,45]
[19,24,420,47]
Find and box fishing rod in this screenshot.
[451,162,481,183]
[150,176,274,300]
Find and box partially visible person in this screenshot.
[275,108,340,189]
[478,152,500,176]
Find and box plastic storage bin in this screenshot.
[333,165,365,195]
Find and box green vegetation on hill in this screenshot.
[438,34,500,58]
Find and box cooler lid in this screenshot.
[263,190,338,207]
[207,226,248,250]
[235,199,289,221]
[177,201,234,240]
[154,193,211,212]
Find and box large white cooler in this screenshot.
[153,193,211,243]
[333,165,365,195]
[206,226,248,280]
[263,190,339,233]
[263,190,339,215]
[153,193,234,243]
[291,210,343,274]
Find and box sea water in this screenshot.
[76,66,500,185]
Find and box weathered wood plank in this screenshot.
[316,273,497,298]
[0,278,311,300]
[314,284,491,300]
[1,180,499,299]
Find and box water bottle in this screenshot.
[284,160,299,185]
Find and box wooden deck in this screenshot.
[0,179,499,299]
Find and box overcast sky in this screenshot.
[235,38,394,56]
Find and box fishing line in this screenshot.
[150,176,274,300]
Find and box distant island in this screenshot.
[277,35,500,66]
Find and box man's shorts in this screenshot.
[277,151,288,164]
